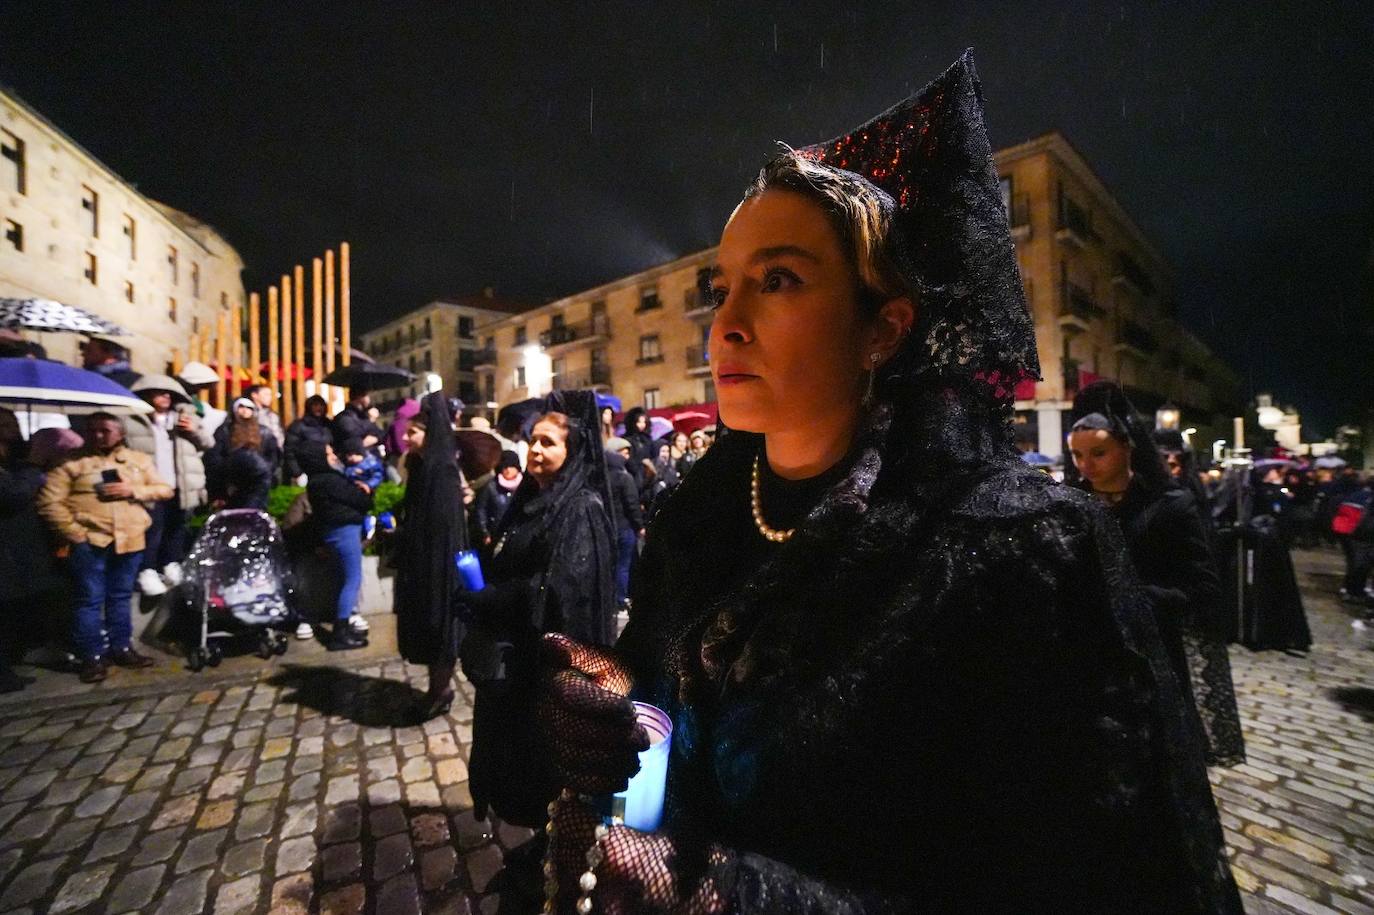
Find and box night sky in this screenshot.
[2,2,1370,433]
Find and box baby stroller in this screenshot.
[180,508,295,670]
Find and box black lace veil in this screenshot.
[800,50,1040,409]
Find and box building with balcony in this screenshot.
[0,87,246,373]
[476,250,716,414]
[473,132,1240,450]
[996,132,1242,456]
[358,290,532,405]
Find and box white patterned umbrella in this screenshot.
[0,297,131,336]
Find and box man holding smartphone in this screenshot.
[37,412,174,683]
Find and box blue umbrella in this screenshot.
[595,392,622,414]
[1020,450,1056,467]
[0,357,151,415]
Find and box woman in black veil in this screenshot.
[1069,381,1245,768]
[459,389,617,831]
[532,54,1242,913]
[392,392,468,720]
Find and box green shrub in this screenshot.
[267,485,306,519]
[373,481,405,516]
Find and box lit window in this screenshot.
[167,245,178,284]
[0,129,24,194]
[3,219,21,252]
[643,388,661,409]
[168,297,177,322]
[122,214,136,259]
[123,281,134,303]
[638,334,662,363]
[192,262,201,298]
[83,252,98,285]
[81,185,99,237]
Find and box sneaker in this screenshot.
[295,622,314,641]
[161,562,184,586]
[78,656,108,683]
[349,614,370,633]
[137,568,167,596]
[109,646,155,669]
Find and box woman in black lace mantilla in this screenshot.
[536,53,1243,913]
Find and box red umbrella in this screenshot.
[647,403,718,435]
[258,362,314,381]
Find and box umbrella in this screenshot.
[1020,451,1056,467]
[1253,458,1297,473]
[647,416,674,441]
[595,392,622,414]
[455,429,503,480]
[496,398,546,440]
[131,374,192,405]
[178,361,220,387]
[1313,456,1347,470]
[258,362,314,381]
[0,297,131,336]
[321,361,413,389]
[0,357,151,415]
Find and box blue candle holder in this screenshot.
[453,550,485,591]
[601,702,672,832]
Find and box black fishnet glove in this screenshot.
[538,634,649,795]
[549,793,729,915]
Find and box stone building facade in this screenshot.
[0,88,245,373]
[359,292,531,405]
[474,133,1244,452]
[475,250,716,415]
[997,132,1242,455]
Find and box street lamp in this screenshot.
[1156,402,1181,431]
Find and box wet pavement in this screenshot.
[0,548,1368,914]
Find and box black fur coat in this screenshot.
[616,405,1242,913]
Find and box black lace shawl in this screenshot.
[393,392,467,666]
[617,401,1241,912]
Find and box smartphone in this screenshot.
[100,469,120,484]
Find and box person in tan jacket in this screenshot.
[37,412,173,682]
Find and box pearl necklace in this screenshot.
[751,454,795,543]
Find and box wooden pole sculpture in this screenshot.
[294,264,306,416]
[229,302,243,400]
[248,292,261,390]
[281,273,295,426]
[268,286,280,422]
[215,313,228,409]
[324,248,336,404]
[312,257,324,407]
[340,243,351,368]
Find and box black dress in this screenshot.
[462,392,617,827]
[614,413,1243,913]
[1102,476,1246,767]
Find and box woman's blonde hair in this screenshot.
[743,148,914,318]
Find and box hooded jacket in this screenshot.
[283,412,334,480]
[124,404,213,511]
[300,441,373,528]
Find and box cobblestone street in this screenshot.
[0,548,1368,914]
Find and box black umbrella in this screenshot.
[320,361,413,389]
[0,297,131,336]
